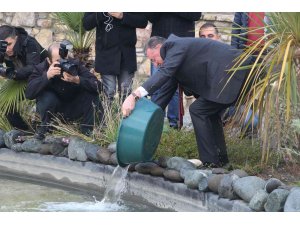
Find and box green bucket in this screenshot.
[116,97,164,167]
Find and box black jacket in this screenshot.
[25,58,101,101]
[5,27,47,80]
[142,35,251,106]
[82,12,148,75]
[231,12,249,50]
[146,12,202,38]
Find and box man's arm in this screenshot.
[25,62,50,100]
[82,12,106,31]
[14,38,44,80]
[173,12,202,21]
[119,13,148,28]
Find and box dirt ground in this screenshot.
[257,163,300,185]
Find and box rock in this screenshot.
[265,189,290,212]
[135,162,158,174]
[67,136,89,161]
[150,166,165,177]
[107,142,116,153]
[184,170,208,189]
[128,163,137,172]
[284,187,300,212]
[43,143,65,155]
[85,144,101,162]
[265,178,284,193]
[249,189,269,211]
[218,174,240,200]
[166,156,196,171]
[198,176,210,192]
[58,147,68,157]
[157,156,170,168]
[212,168,228,174]
[21,138,43,153]
[163,169,184,182]
[229,169,248,178]
[233,176,266,202]
[3,130,25,149]
[188,159,202,168]
[11,143,23,152]
[96,148,112,164]
[208,174,225,194]
[109,152,118,165]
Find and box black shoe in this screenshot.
[169,124,179,130]
[34,126,48,140]
[201,162,221,169]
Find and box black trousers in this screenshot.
[36,91,102,134]
[189,97,231,165]
[6,110,29,130]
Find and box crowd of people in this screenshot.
[0,12,265,168]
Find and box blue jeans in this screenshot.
[151,63,179,127]
[101,70,134,103]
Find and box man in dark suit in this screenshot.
[146,12,202,129]
[122,35,251,167]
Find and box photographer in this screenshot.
[0,25,47,130]
[25,43,103,139]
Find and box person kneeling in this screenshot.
[25,42,103,139]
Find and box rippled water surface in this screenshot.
[0,177,172,212]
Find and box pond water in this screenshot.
[0,175,173,212]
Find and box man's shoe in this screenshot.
[34,126,48,140]
[201,162,221,169]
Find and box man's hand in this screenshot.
[122,94,137,118]
[61,72,80,84]
[47,61,61,80]
[108,12,123,19]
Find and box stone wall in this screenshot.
[0,12,234,76]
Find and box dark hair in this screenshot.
[0,25,17,40]
[199,22,219,34]
[144,36,166,55]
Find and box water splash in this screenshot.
[38,165,130,211]
[101,165,129,203]
[39,199,129,212]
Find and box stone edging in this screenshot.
[0,148,251,212]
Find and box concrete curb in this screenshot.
[0,148,251,211]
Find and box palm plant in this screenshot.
[230,12,300,165]
[50,12,95,66]
[0,78,34,131]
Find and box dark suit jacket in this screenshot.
[142,35,251,106]
[146,12,201,38]
[83,12,148,75]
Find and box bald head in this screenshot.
[47,43,61,63]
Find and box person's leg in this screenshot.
[36,91,61,138]
[6,111,29,130]
[189,97,229,166]
[167,89,179,128]
[61,91,99,136]
[150,63,179,127]
[210,114,229,165]
[101,74,117,104]
[118,70,134,103]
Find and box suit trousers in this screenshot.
[189,97,230,165]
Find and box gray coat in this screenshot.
[142,34,251,106]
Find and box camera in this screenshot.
[55,43,78,77]
[0,40,15,78]
[0,40,10,77]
